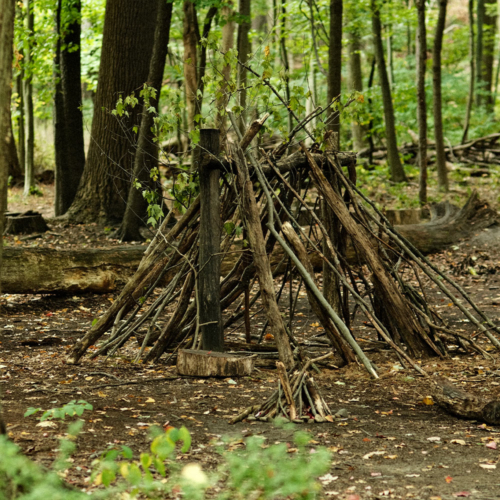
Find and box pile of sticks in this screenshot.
[64,107,500,425]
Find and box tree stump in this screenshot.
[176,349,255,377]
[4,211,49,235]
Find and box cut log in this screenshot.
[176,349,255,377]
[4,211,49,235]
[429,376,500,425]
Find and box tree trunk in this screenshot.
[371,0,406,182]
[0,0,16,295]
[347,29,367,152]
[462,0,475,144]
[475,0,484,106]
[15,62,25,179]
[237,0,251,131]
[7,116,22,181]
[54,0,85,215]
[416,0,427,205]
[65,0,158,223]
[432,0,449,192]
[23,0,35,197]
[216,3,235,148]
[327,0,342,139]
[480,0,497,109]
[117,0,174,242]
[183,1,199,132]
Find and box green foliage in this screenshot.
[218,431,331,500]
[24,400,93,422]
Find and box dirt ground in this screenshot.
[2,184,500,499]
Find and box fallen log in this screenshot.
[1,246,145,294]
[1,195,496,295]
[429,376,500,425]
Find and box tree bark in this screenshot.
[462,0,475,144]
[117,0,174,242]
[65,0,158,223]
[416,0,427,205]
[15,52,25,180]
[0,0,16,294]
[237,0,251,131]
[371,0,406,182]
[183,1,199,132]
[23,0,35,197]
[327,0,342,139]
[432,0,448,192]
[54,0,85,215]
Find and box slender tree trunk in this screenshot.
[327,0,342,140]
[481,0,497,109]
[23,0,35,197]
[371,0,406,182]
[15,5,25,178]
[216,2,235,148]
[462,0,475,144]
[54,0,85,215]
[347,29,367,152]
[183,1,199,132]
[475,0,484,106]
[1,0,16,294]
[387,28,394,89]
[65,0,158,223]
[416,0,427,205]
[237,0,251,131]
[7,117,21,181]
[432,0,448,192]
[280,2,293,137]
[195,6,218,118]
[118,0,174,242]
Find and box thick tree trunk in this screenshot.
[0,0,16,294]
[65,0,158,223]
[327,0,342,138]
[371,0,406,182]
[237,0,251,131]
[54,0,85,215]
[432,0,449,192]
[183,1,199,132]
[462,0,475,144]
[118,0,174,242]
[23,0,35,197]
[416,0,427,205]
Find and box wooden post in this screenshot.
[195,129,224,352]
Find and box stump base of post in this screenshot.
[176,349,255,377]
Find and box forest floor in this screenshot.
[2,177,500,500]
